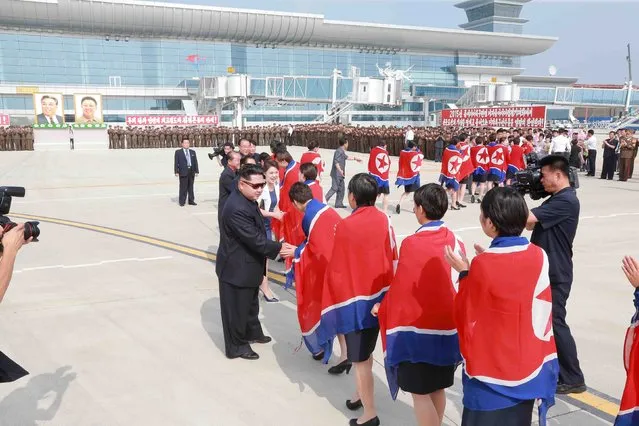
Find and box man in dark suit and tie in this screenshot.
[174,137,199,206]
[216,164,293,360]
[217,151,241,226]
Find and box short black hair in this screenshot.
[450,136,460,145]
[299,163,318,181]
[275,151,293,163]
[525,135,533,142]
[539,154,570,178]
[407,141,415,149]
[40,95,58,105]
[239,138,251,146]
[181,136,189,143]
[258,152,271,163]
[480,187,529,237]
[288,182,313,204]
[240,155,256,166]
[262,159,279,173]
[80,96,97,105]
[227,151,241,161]
[307,141,318,150]
[458,132,469,141]
[414,184,448,221]
[238,164,265,181]
[347,173,378,207]
[588,129,594,135]
[339,138,348,147]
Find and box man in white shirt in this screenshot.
[551,128,571,160]
[585,129,598,176]
[404,126,414,147]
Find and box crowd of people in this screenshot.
[0,126,34,151]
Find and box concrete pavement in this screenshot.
[0,145,635,425]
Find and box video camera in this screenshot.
[208,143,229,161]
[512,153,579,200]
[0,186,40,252]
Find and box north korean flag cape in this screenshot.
[456,236,558,426]
[278,160,305,278]
[319,207,398,363]
[614,289,639,426]
[378,221,465,399]
[456,142,475,181]
[286,199,342,355]
[470,145,490,176]
[300,150,325,178]
[487,143,506,182]
[439,145,462,190]
[395,149,423,187]
[507,144,526,174]
[305,179,325,203]
[368,146,391,190]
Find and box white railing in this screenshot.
[313,96,355,123]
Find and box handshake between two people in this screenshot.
[279,243,297,259]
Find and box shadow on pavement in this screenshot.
[0,365,76,426]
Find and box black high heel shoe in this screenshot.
[312,351,325,361]
[328,359,352,375]
[349,417,380,426]
[346,399,363,410]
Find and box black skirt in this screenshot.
[397,361,456,395]
[345,326,379,363]
[404,183,420,193]
[0,351,29,383]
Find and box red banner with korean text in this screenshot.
[125,115,219,126]
[0,114,10,126]
[441,106,546,128]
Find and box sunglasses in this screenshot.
[241,180,266,189]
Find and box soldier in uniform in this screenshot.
[618,130,636,182]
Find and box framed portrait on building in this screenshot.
[74,94,103,124]
[33,93,64,125]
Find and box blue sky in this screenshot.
[167,0,639,84]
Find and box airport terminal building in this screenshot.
[1,0,638,127]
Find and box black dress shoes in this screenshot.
[239,350,260,360]
[251,336,272,344]
[188,202,197,206]
[556,383,587,394]
[349,417,380,426]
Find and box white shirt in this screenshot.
[585,136,598,150]
[405,129,414,141]
[258,183,280,213]
[550,135,571,153]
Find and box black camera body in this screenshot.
[208,145,226,160]
[0,186,40,251]
[512,153,580,200]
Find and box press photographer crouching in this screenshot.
[0,186,40,383]
[524,155,586,395]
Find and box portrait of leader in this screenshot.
[74,94,103,124]
[34,93,64,125]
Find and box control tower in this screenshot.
[455,0,531,34]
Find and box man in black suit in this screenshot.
[216,165,293,360]
[174,137,199,206]
[218,151,241,226]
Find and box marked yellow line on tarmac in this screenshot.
[11,213,286,285]
[564,391,620,417]
[7,212,622,420]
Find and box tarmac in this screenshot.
[0,144,636,425]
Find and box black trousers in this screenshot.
[462,400,534,426]
[552,282,585,386]
[219,281,265,358]
[178,170,195,205]
[601,155,615,180]
[587,149,597,176]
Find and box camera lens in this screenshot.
[23,221,40,240]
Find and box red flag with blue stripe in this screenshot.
[615,289,639,426]
[379,221,465,399]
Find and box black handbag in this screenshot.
[0,351,29,383]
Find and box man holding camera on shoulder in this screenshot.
[526,154,585,395]
[0,223,31,303]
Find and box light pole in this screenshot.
[625,43,633,112]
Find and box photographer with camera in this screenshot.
[0,223,30,303]
[208,142,234,168]
[526,154,585,395]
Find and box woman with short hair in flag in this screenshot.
[444,187,558,426]
[373,183,465,426]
